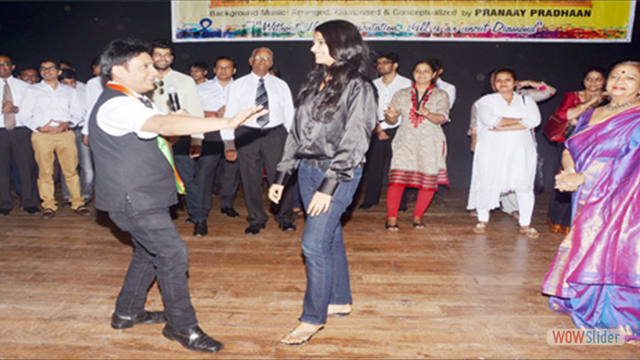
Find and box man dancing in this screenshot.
[89,38,265,353]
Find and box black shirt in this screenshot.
[275,75,377,195]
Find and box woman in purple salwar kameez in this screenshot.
[542,61,640,344]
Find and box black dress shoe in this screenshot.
[220,207,240,218]
[111,311,167,330]
[358,203,375,210]
[193,221,208,237]
[24,207,40,215]
[279,222,296,232]
[162,324,224,353]
[245,223,265,235]
[0,208,10,216]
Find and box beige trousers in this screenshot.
[31,131,84,211]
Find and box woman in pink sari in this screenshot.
[542,61,640,343]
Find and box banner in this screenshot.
[172,1,636,43]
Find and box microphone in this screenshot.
[167,87,181,112]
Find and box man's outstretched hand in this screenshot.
[228,105,268,129]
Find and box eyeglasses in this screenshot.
[40,66,58,72]
[153,53,173,59]
[156,79,164,95]
[0,62,12,67]
[252,56,272,62]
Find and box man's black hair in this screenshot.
[99,38,151,79]
[58,68,77,82]
[150,39,175,56]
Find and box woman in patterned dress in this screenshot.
[384,59,450,230]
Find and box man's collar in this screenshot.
[380,72,398,85]
[43,80,59,89]
[250,72,269,80]
[156,67,173,79]
[212,76,233,86]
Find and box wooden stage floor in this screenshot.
[0,187,637,359]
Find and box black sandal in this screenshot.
[412,221,426,229]
[385,222,399,231]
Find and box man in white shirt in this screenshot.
[149,40,208,236]
[58,69,94,204]
[224,47,295,235]
[430,57,457,206]
[20,58,89,219]
[0,54,39,216]
[189,61,209,85]
[19,66,40,84]
[80,74,105,141]
[90,38,265,353]
[60,60,87,97]
[360,52,412,210]
[197,56,241,219]
[84,75,106,132]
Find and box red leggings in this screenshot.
[386,185,435,218]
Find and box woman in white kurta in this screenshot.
[467,68,541,238]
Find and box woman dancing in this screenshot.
[268,20,377,345]
[543,60,640,343]
[384,59,450,230]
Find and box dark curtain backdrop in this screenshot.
[2,1,639,188]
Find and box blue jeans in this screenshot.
[298,160,362,325]
[61,128,94,201]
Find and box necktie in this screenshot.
[3,80,16,131]
[138,95,185,195]
[255,78,269,127]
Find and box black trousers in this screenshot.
[109,203,198,331]
[548,143,573,228]
[235,125,293,226]
[197,134,240,214]
[435,122,451,200]
[361,127,397,206]
[0,127,39,210]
